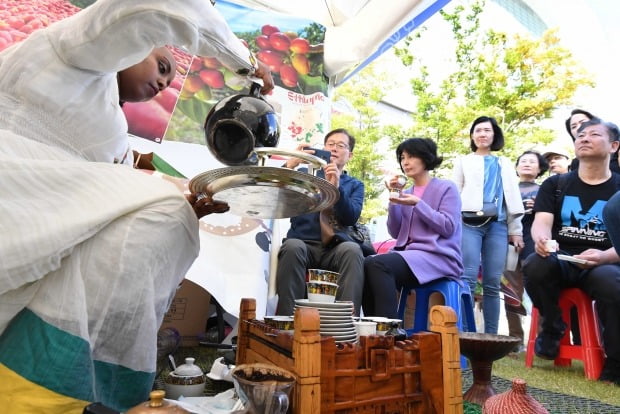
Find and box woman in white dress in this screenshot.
[0,0,272,411]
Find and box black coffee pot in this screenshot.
[204,82,280,166]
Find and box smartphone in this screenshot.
[305,147,331,164]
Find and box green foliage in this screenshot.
[392,0,594,165]
[331,64,395,223]
[330,0,593,220]
[299,22,326,44]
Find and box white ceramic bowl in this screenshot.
[353,321,377,336]
[164,381,206,400]
[164,357,206,399]
[306,281,338,303]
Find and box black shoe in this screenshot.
[599,359,620,386]
[534,322,566,360]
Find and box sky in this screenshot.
[522,0,620,123]
[218,0,315,33]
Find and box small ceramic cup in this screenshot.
[206,356,234,382]
[266,316,294,332]
[307,269,340,284]
[307,281,338,303]
[353,321,377,336]
[506,244,519,271]
[544,239,558,253]
[386,174,407,198]
[389,189,401,198]
[363,317,391,335]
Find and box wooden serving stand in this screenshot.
[236,299,463,414]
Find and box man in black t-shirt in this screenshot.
[523,118,620,385]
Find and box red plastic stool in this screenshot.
[525,288,605,380]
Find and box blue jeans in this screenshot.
[461,220,508,334]
[603,190,620,256]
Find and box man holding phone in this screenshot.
[275,128,366,316]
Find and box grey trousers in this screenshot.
[275,239,364,316]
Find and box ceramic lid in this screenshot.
[171,357,203,377]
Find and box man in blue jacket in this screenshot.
[275,128,365,316]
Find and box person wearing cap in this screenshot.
[543,148,571,175]
[565,109,620,173]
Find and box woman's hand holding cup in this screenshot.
[386,174,407,198]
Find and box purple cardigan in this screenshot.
[386,177,463,284]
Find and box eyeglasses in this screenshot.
[324,141,349,150]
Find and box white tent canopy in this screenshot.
[229,0,451,85]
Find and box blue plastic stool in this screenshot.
[397,278,476,368]
[459,283,476,333]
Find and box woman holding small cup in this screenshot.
[362,138,464,318]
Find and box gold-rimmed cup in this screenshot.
[307,269,340,284]
[306,281,338,303]
[363,317,391,334]
[265,315,294,332]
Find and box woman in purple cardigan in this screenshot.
[362,138,463,318]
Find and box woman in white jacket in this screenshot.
[452,116,524,334]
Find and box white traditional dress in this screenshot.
[0,0,256,411]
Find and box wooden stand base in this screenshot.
[236,299,464,414]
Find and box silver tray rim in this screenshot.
[188,165,339,219]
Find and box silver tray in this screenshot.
[189,166,339,219]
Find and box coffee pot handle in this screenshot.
[271,391,289,414]
[249,81,262,97]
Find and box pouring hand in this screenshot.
[284,144,315,169]
[385,175,402,190]
[254,61,274,95]
[187,193,230,219]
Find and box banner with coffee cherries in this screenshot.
[160,0,330,151]
[3,0,329,149]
